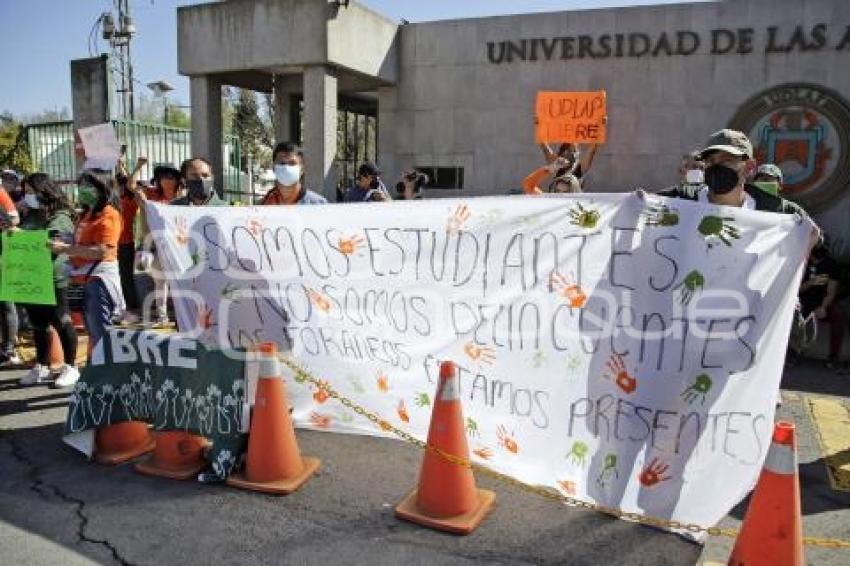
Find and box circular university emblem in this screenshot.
[729,83,850,210]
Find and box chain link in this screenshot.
[279,356,850,550]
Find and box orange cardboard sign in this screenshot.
[535,91,607,144]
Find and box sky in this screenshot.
[0,0,701,120]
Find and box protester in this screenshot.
[539,142,600,185]
[48,172,124,381]
[343,162,391,202]
[798,243,845,369]
[170,157,227,207]
[753,163,784,196]
[522,156,582,195]
[0,173,21,367]
[17,173,79,386]
[677,150,705,187]
[261,142,327,205]
[117,168,141,320]
[395,169,429,200]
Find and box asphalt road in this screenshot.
[0,368,700,566]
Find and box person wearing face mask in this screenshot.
[658,129,812,220]
[169,157,226,207]
[48,173,124,384]
[523,156,583,195]
[344,162,390,203]
[753,163,784,196]
[676,151,705,188]
[262,142,327,205]
[18,173,79,386]
[539,142,600,186]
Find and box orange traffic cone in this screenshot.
[728,421,804,566]
[47,327,64,372]
[94,421,156,465]
[134,431,210,480]
[395,361,496,534]
[226,342,320,494]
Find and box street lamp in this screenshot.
[147,80,174,124]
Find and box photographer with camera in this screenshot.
[344,162,391,203]
[395,169,429,200]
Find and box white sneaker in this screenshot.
[20,364,51,385]
[0,353,22,368]
[54,365,81,388]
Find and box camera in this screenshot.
[395,170,429,196]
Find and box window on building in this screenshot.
[415,166,464,190]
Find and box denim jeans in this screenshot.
[83,278,117,352]
[0,301,18,356]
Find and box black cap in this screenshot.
[153,163,180,180]
[357,162,381,177]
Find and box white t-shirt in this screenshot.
[697,187,756,210]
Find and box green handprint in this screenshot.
[568,202,600,229]
[466,417,479,437]
[414,392,431,408]
[567,440,589,467]
[596,453,619,487]
[681,374,713,405]
[673,270,705,306]
[698,215,740,247]
[643,203,680,227]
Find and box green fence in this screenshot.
[25,120,242,198]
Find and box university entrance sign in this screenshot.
[730,83,850,210]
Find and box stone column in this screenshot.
[302,65,338,200]
[190,75,223,194]
[273,74,294,145]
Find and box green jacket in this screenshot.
[657,183,811,219]
[25,210,75,288]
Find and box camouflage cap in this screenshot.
[700,129,753,159]
[756,163,783,183]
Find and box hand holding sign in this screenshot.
[535,91,607,144]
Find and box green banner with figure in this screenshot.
[63,329,249,481]
[0,230,56,305]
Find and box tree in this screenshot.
[0,116,33,174]
[231,89,271,169]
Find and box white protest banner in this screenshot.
[145,193,811,536]
[77,123,121,170]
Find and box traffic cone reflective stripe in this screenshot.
[94,421,155,465]
[134,430,210,480]
[226,342,320,495]
[396,361,495,534]
[728,421,804,566]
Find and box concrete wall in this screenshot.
[381,0,850,247]
[327,2,399,84]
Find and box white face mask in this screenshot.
[274,164,301,187]
[685,169,704,184]
[23,193,40,209]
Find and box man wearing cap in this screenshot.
[753,163,784,196]
[262,141,327,205]
[344,162,391,203]
[659,129,808,219]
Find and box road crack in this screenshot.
[3,432,138,566]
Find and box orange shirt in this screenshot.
[118,193,138,245]
[72,205,122,268]
[261,187,288,205]
[0,188,19,222]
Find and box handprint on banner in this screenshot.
[345,374,365,394]
[338,410,354,424]
[197,303,216,331]
[446,204,471,234]
[531,351,546,368]
[496,425,519,454]
[464,342,496,365]
[568,202,601,229]
[642,203,680,227]
[397,399,410,423]
[175,217,190,246]
[596,453,619,487]
[639,458,672,487]
[246,218,264,236]
[681,374,713,405]
[473,446,494,460]
[673,270,705,306]
[337,234,365,256]
[466,417,479,437]
[313,380,330,404]
[567,440,589,467]
[306,287,332,314]
[556,479,577,496]
[549,271,587,308]
[414,392,431,408]
[605,353,638,394]
[310,412,332,429]
[376,372,390,393]
[698,215,741,248]
[211,449,235,479]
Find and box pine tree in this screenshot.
[231,89,270,170]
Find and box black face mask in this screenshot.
[704,164,741,195]
[186,178,215,201]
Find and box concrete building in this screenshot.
[178,0,850,249]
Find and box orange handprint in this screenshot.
[549,271,587,309]
[310,412,332,429]
[376,372,390,393]
[338,234,364,256]
[313,380,330,404]
[639,458,671,487]
[306,287,332,313]
[446,204,471,234]
[175,217,190,246]
[247,218,264,236]
[605,353,637,394]
[464,342,496,365]
[197,303,215,330]
[397,399,409,423]
[496,425,519,454]
[473,446,494,460]
[556,480,577,496]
